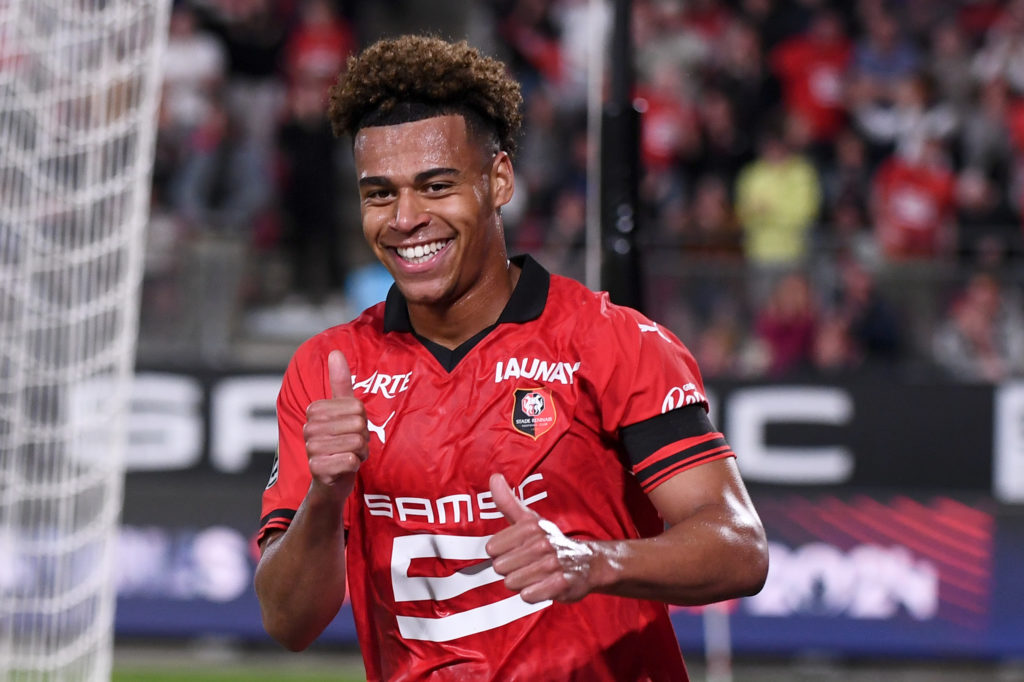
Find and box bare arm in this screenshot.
[485,457,768,606]
[254,350,369,650]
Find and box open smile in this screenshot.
[395,239,452,264]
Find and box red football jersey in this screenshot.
[260,256,734,681]
[771,36,851,141]
[872,156,955,259]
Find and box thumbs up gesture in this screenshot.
[484,474,597,604]
[303,350,369,496]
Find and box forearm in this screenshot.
[487,463,769,607]
[585,500,768,606]
[254,482,349,650]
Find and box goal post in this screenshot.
[0,1,171,680]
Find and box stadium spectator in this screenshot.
[848,6,921,106]
[549,0,611,108]
[170,97,272,234]
[674,173,746,330]
[829,256,904,371]
[275,76,346,305]
[692,308,747,379]
[513,85,571,231]
[960,78,1015,188]
[684,173,744,262]
[955,167,1022,269]
[680,0,735,46]
[694,86,756,191]
[770,8,852,148]
[734,113,822,291]
[850,70,958,167]
[927,19,976,117]
[933,270,1024,381]
[708,18,782,143]
[539,185,587,282]
[634,0,710,92]
[871,134,957,262]
[811,311,859,376]
[635,62,701,176]
[202,0,290,148]
[972,0,1024,95]
[496,0,565,94]
[161,2,226,135]
[751,271,819,377]
[284,0,358,90]
[821,126,872,218]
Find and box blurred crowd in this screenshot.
[141,0,1024,382]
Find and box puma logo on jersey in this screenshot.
[494,358,581,385]
[638,321,671,342]
[353,371,412,398]
[368,411,396,444]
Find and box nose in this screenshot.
[391,189,429,233]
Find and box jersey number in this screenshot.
[390,533,551,642]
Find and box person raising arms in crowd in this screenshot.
[254,34,768,681]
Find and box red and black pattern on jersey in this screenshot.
[258,508,294,537]
[260,255,736,681]
[621,405,735,493]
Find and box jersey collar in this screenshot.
[382,254,549,334]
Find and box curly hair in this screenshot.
[327,35,523,158]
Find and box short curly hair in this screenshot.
[327,35,523,158]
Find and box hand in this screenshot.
[303,350,369,495]
[485,473,596,604]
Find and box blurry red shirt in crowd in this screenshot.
[284,0,357,87]
[872,143,956,261]
[635,84,700,172]
[771,11,851,143]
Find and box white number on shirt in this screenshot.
[390,533,551,642]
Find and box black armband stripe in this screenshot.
[621,403,715,467]
[260,508,296,529]
[634,435,728,482]
[638,445,735,492]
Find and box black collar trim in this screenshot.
[381,255,550,371]
[382,254,548,332]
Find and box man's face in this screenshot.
[353,115,514,309]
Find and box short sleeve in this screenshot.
[595,304,709,433]
[593,302,734,493]
[257,341,326,544]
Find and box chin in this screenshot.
[394,280,452,306]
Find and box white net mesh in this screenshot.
[0,1,170,679]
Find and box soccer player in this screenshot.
[254,35,768,681]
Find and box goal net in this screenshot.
[0,1,170,680]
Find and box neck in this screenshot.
[408,258,520,349]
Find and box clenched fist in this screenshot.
[485,473,600,604]
[303,350,369,497]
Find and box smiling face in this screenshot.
[354,115,515,321]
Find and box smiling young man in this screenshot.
[254,35,768,681]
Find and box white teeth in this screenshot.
[397,241,447,263]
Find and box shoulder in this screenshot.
[545,274,691,353]
[288,303,387,371]
[543,274,627,333]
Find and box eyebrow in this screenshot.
[358,167,461,188]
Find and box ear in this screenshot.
[489,151,515,210]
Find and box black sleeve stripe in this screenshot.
[260,508,296,529]
[640,446,734,492]
[620,403,714,467]
[633,436,728,483]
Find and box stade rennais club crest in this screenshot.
[512,387,557,439]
